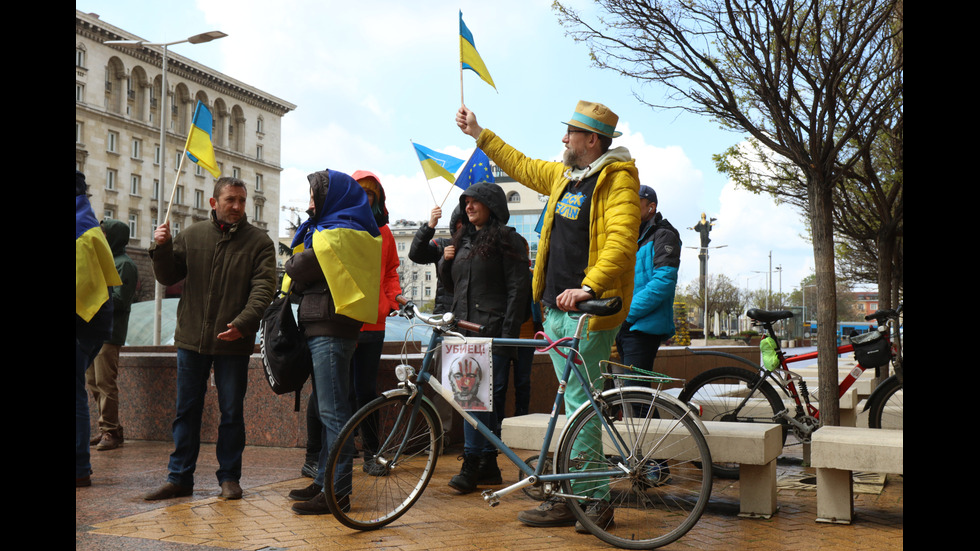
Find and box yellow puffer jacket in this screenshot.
[477,129,640,331]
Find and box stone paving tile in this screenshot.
[78,440,902,550]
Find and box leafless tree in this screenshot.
[555,0,902,424]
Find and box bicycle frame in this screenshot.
[688,329,884,424]
[386,311,702,504]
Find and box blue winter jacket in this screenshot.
[625,213,681,337]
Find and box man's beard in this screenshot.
[562,147,583,168]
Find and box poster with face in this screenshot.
[441,337,493,412]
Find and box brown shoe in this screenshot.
[517,497,576,527]
[144,482,193,501]
[76,475,92,488]
[288,482,322,501]
[96,432,122,451]
[574,500,614,533]
[220,480,243,500]
[90,432,104,446]
[291,492,330,515]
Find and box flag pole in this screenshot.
[163,132,193,225]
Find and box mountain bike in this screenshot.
[678,304,902,478]
[323,297,712,549]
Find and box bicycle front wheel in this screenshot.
[325,393,441,530]
[556,390,712,550]
[678,366,788,479]
[867,374,903,429]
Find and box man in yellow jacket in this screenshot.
[456,101,640,531]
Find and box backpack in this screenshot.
[259,292,312,409]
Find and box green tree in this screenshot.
[554,0,902,425]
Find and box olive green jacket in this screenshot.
[150,212,276,355]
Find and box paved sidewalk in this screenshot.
[76,440,902,550]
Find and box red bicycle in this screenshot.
[678,304,902,478]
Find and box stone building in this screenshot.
[75,9,295,259]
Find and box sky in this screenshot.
[78,0,820,297]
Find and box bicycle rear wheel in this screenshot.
[678,366,788,479]
[556,390,712,550]
[867,374,903,429]
[325,393,441,530]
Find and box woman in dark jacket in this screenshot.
[440,182,531,493]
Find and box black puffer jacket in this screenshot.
[409,206,462,315]
[440,183,531,351]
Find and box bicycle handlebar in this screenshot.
[395,295,484,333]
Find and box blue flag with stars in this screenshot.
[457,148,494,191]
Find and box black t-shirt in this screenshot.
[543,173,598,308]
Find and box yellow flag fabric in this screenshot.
[311,228,382,324]
[76,195,122,322]
[185,101,222,178]
[460,11,496,90]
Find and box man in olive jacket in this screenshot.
[144,177,276,501]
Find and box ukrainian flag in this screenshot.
[76,194,121,322]
[185,101,221,178]
[291,170,381,324]
[460,11,496,90]
[413,142,464,184]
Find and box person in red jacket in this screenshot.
[348,170,402,475]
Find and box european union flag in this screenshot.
[456,148,494,191]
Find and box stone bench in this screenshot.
[501,413,783,518]
[811,426,903,524]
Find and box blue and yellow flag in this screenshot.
[185,101,221,178]
[290,170,381,324]
[413,142,464,184]
[76,194,122,322]
[460,11,496,90]
[456,148,494,191]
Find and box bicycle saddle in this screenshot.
[746,308,794,323]
[577,296,623,316]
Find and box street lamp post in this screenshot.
[105,31,226,345]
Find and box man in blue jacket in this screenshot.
[616,186,681,374]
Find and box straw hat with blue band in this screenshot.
[565,100,623,138]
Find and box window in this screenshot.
[152,179,160,199]
[104,208,115,220]
[128,212,138,238]
[76,121,84,144]
[75,45,86,68]
[154,144,161,165]
[175,185,184,205]
[507,191,521,203]
[256,117,264,133]
[195,189,205,209]
[130,174,141,195]
[255,173,263,192]
[232,166,241,179]
[425,272,432,281]
[76,83,85,102]
[397,242,405,251]
[106,169,117,190]
[131,138,142,160]
[254,203,263,221]
[256,144,263,161]
[107,131,118,153]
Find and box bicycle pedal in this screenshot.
[482,489,500,507]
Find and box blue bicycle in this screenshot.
[324,298,712,549]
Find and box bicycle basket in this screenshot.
[850,330,891,369]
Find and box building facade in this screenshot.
[76,10,296,248]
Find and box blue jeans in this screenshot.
[167,349,249,487]
[76,336,103,479]
[308,335,357,496]
[463,353,508,455]
[493,347,534,431]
